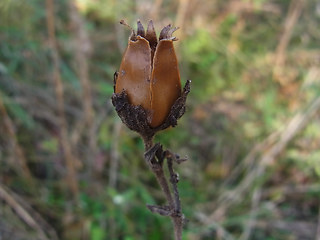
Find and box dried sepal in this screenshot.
[158,79,191,130]
[111,89,153,139]
[146,204,172,216]
[137,20,145,37]
[112,79,191,139]
[146,20,158,61]
[144,142,164,166]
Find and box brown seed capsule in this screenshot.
[115,35,152,112]
[115,20,181,128]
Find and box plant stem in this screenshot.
[143,136,183,240]
[143,136,154,151]
[167,154,183,240]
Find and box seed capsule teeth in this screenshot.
[137,20,145,37]
[145,20,158,63]
[146,20,157,43]
[168,27,179,38]
[159,24,172,40]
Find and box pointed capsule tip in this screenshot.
[147,20,154,29]
[146,19,157,51]
[147,20,155,29]
[137,20,145,37]
[159,24,178,40]
[147,20,155,32]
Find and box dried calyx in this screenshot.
[112,78,190,140]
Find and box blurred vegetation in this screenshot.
[1,0,320,239]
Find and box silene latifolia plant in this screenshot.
[112,19,191,240]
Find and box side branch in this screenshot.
[144,140,186,240]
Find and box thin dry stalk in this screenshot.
[175,0,191,47]
[144,139,175,209]
[239,189,261,240]
[274,0,305,67]
[45,0,78,198]
[207,0,280,37]
[254,220,317,239]
[205,94,320,224]
[0,183,59,240]
[144,139,184,240]
[69,1,97,173]
[0,95,33,182]
[195,212,236,240]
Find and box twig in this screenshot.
[239,189,261,240]
[274,0,305,68]
[254,220,317,239]
[0,94,33,182]
[144,141,175,210]
[69,1,96,174]
[143,139,185,240]
[263,183,320,197]
[166,152,181,213]
[220,131,279,188]
[0,183,59,240]
[45,0,78,198]
[195,212,236,240]
[206,94,320,223]
[166,151,184,240]
[208,0,280,37]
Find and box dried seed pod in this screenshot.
[113,20,190,138]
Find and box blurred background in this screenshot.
[1,0,320,239]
